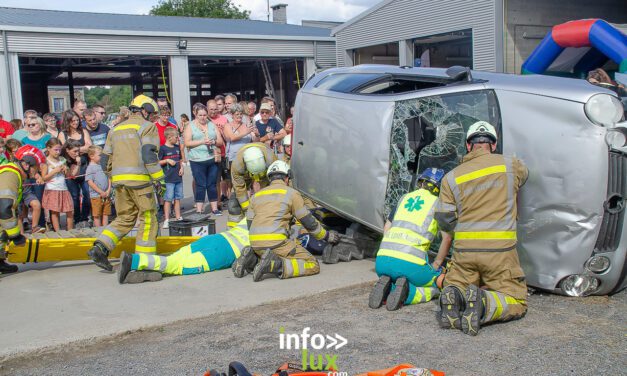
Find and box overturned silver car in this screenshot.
[292,65,627,296]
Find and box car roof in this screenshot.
[308,65,614,103]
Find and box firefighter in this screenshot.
[87,94,165,272]
[227,142,276,228]
[232,160,340,281]
[117,218,249,283]
[369,168,452,311]
[434,121,529,336]
[0,145,45,273]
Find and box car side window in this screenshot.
[384,89,502,219]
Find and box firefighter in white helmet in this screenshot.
[227,142,276,228]
[232,160,340,281]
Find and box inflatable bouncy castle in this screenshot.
[522,19,627,76]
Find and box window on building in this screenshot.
[53,97,65,113]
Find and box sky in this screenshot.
[0,0,382,24]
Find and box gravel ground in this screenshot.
[1,284,625,376]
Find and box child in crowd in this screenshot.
[159,127,184,229]
[41,138,74,231]
[85,146,111,227]
[6,138,22,161]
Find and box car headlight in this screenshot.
[584,255,611,274]
[605,128,627,148]
[585,94,623,127]
[560,274,600,297]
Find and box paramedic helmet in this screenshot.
[417,167,445,195]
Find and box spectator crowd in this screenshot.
[0,93,294,235]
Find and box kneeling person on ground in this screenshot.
[435,121,529,336]
[369,168,452,311]
[237,160,340,282]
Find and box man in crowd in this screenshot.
[227,142,276,228]
[215,95,226,115]
[92,105,107,125]
[256,103,286,150]
[84,108,110,149]
[87,95,165,272]
[224,94,237,121]
[247,102,257,119]
[117,218,249,283]
[233,160,340,281]
[435,121,529,336]
[73,99,87,121]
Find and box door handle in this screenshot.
[298,141,304,146]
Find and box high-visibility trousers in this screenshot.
[255,244,320,279]
[444,248,528,323]
[375,255,441,305]
[96,185,158,254]
[131,234,237,275]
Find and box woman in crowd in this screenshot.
[19,116,50,231]
[58,110,93,227]
[184,103,224,216]
[224,103,258,167]
[43,113,60,138]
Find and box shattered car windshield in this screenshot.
[384,90,502,220]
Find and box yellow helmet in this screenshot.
[243,146,267,180]
[130,94,158,114]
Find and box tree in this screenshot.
[150,0,250,19]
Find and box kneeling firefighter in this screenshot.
[88,94,165,272]
[369,168,452,311]
[232,160,340,281]
[0,146,45,273]
[227,142,276,228]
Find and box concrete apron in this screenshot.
[0,207,377,358]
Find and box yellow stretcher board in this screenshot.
[6,236,199,263]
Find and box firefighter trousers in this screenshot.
[131,234,237,275]
[255,244,320,279]
[96,185,158,254]
[444,249,528,323]
[376,256,441,305]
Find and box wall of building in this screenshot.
[334,0,501,71]
[504,0,627,73]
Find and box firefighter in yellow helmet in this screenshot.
[233,160,340,281]
[87,94,165,272]
[227,142,276,228]
[435,121,529,336]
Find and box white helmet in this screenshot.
[466,121,497,143]
[267,160,291,178]
[243,146,266,176]
[282,134,291,146]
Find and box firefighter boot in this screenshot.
[462,284,485,336]
[368,275,392,309]
[87,241,112,271]
[386,277,409,311]
[252,250,283,282]
[438,285,464,330]
[232,246,258,278]
[0,259,18,274]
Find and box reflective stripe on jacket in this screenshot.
[435,148,528,251]
[220,218,250,258]
[247,179,325,254]
[230,142,276,211]
[104,114,164,188]
[378,188,438,266]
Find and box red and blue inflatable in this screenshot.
[522,19,627,75]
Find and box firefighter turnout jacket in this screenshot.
[0,163,24,242]
[435,148,528,251]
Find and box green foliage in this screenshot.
[84,86,132,114]
[149,0,250,19]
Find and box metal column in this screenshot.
[399,39,414,67]
[168,55,191,121]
